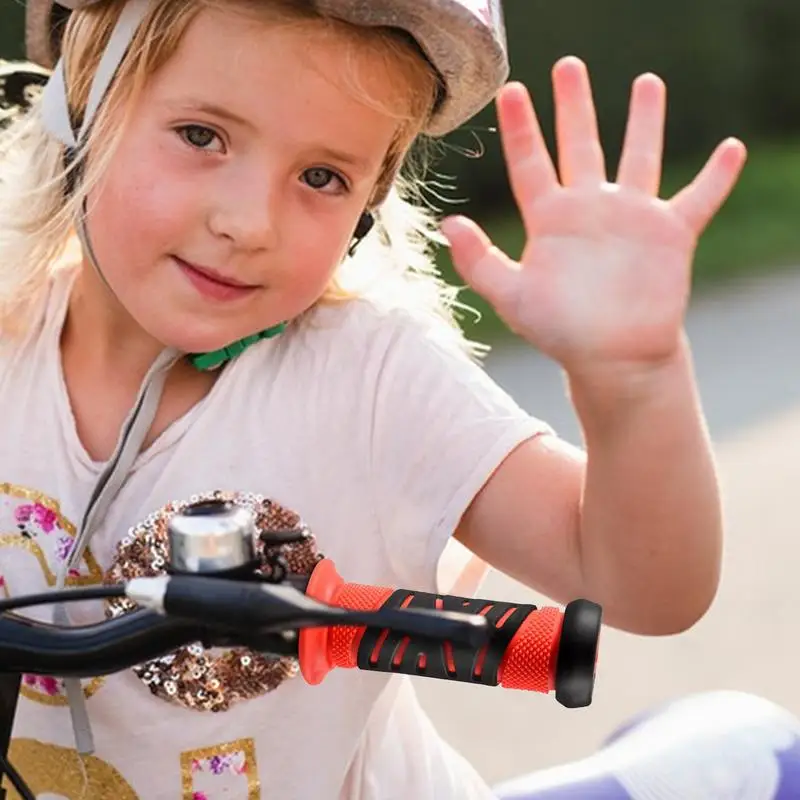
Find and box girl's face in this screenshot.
[82,7,403,353]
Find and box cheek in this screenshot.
[86,150,198,272]
[279,221,348,303]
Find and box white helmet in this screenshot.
[26,0,509,144]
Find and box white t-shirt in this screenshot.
[0,268,549,799]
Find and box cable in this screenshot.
[0,751,35,800]
[0,585,125,614]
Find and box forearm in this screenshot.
[568,336,722,635]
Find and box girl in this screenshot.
[0,0,748,797]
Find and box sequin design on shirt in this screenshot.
[0,483,103,586]
[19,673,105,706]
[105,489,322,712]
[7,738,140,799]
[180,739,259,799]
[0,483,106,705]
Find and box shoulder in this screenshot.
[295,297,481,368]
[234,296,493,417]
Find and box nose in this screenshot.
[207,162,280,251]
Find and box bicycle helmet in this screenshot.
[25,0,509,138]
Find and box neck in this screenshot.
[58,261,218,463]
[61,261,178,389]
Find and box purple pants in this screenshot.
[493,691,800,799]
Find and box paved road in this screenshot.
[416,267,800,785]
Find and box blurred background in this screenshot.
[2,0,800,787]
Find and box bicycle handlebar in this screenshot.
[0,556,600,708]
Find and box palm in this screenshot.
[443,58,746,371]
[514,188,694,362]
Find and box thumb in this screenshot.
[440,215,520,311]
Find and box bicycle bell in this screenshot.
[167,500,257,574]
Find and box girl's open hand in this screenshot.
[442,57,747,376]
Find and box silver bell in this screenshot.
[167,500,256,574]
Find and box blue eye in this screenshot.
[302,167,347,193]
[177,124,223,152]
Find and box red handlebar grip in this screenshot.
[328,581,393,669]
[299,559,565,694]
[299,559,389,684]
[497,606,562,692]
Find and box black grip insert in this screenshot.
[356,590,536,686]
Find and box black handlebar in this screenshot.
[0,578,489,677]
[0,609,205,677]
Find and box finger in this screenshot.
[440,215,520,310]
[616,73,667,195]
[553,56,606,186]
[669,138,748,232]
[497,82,559,232]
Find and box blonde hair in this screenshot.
[0,0,484,355]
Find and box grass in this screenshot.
[435,138,800,343]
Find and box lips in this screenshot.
[173,256,260,302]
[175,257,257,288]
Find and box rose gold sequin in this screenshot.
[105,490,322,712]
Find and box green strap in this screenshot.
[188,322,288,371]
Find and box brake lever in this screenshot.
[126,575,491,647]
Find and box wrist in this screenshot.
[565,336,693,420]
